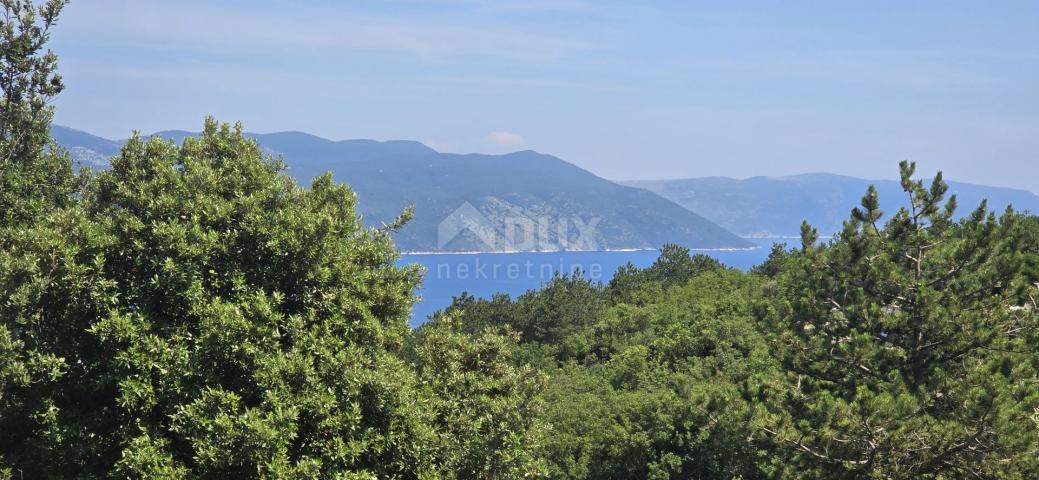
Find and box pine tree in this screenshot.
[0,0,74,227]
[764,161,1039,478]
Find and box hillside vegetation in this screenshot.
[52,126,752,252]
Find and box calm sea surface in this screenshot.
[398,239,785,325]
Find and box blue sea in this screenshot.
[398,239,786,325]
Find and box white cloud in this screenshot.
[56,0,591,64]
[487,131,524,146]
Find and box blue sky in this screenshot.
[50,0,1039,192]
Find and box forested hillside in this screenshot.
[52,126,753,252]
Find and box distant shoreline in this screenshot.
[741,235,835,240]
[401,245,762,255]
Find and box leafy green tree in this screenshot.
[0,0,75,227]
[540,270,783,479]
[750,242,791,278]
[603,262,644,305]
[442,273,605,363]
[644,244,725,288]
[409,318,547,478]
[607,244,724,304]
[0,2,74,476]
[512,273,604,349]
[1,121,441,477]
[3,119,549,478]
[437,292,520,337]
[763,161,1039,478]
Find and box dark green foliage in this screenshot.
[4,121,413,476]
[408,319,547,478]
[763,161,1039,478]
[1020,215,1039,290]
[750,242,791,278]
[440,253,786,478]
[641,244,726,288]
[539,270,783,479]
[607,244,725,304]
[440,273,606,363]
[511,273,605,348]
[799,220,818,251]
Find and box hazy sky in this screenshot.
[49,0,1039,192]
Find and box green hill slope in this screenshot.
[55,126,752,252]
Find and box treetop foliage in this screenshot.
[0,0,74,227]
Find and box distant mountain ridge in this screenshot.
[625,174,1039,238]
[51,126,122,167]
[53,125,752,252]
